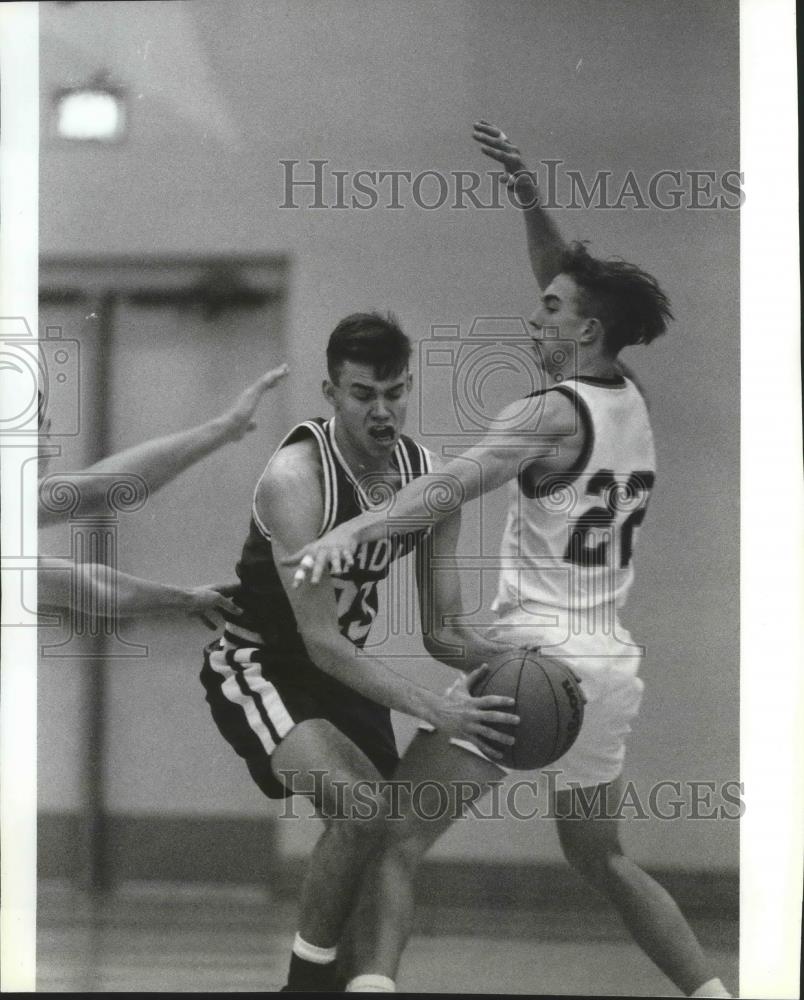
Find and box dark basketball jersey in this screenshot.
[227,417,434,655]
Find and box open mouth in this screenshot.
[368,425,396,444]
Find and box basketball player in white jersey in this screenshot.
[285,125,731,998]
[200,313,519,992]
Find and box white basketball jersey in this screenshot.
[494,375,656,612]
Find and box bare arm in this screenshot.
[38,364,288,526]
[286,392,584,584]
[416,476,517,672]
[262,443,518,755]
[472,121,568,289]
[38,557,240,630]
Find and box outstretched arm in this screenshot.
[286,392,584,584]
[39,364,288,526]
[472,120,568,289]
[38,557,241,630]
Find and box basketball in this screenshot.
[472,649,585,770]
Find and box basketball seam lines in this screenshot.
[544,665,562,768]
[513,652,527,769]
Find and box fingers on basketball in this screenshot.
[476,649,585,770]
[474,724,515,747]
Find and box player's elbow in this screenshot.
[422,628,471,670]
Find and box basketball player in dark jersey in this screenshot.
[200,313,519,992]
[286,128,732,998]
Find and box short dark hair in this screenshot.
[326,311,411,383]
[558,242,673,354]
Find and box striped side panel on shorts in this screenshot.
[207,639,295,755]
[223,621,264,646]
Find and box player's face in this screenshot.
[528,273,590,374]
[325,361,412,460]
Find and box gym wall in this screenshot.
[38,0,739,881]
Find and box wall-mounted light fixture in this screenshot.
[53,71,126,142]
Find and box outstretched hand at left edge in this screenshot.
[219,363,289,441]
[187,583,243,630]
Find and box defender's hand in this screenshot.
[220,364,289,441]
[472,121,539,205]
[283,523,362,587]
[186,585,242,630]
[433,665,520,761]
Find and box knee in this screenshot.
[559,832,624,887]
[326,790,391,853]
[374,831,428,885]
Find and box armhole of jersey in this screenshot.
[518,385,595,497]
[394,439,413,484]
[251,471,273,542]
[551,384,594,477]
[397,437,434,483]
[250,420,337,541]
[615,363,651,411]
[392,438,433,548]
[308,420,339,534]
[417,443,435,537]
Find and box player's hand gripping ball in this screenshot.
[471,649,585,769]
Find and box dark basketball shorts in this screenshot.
[200,628,399,799]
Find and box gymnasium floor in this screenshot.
[37,880,738,995]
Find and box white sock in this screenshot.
[292,932,337,964]
[346,973,396,992]
[690,978,731,998]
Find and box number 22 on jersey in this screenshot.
[565,469,655,569]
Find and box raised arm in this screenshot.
[38,557,241,630]
[286,391,584,584]
[263,442,518,758]
[472,120,568,289]
[38,364,288,526]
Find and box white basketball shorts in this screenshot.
[420,601,645,791]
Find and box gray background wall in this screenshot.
[38,0,739,871]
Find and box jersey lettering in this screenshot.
[498,381,655,611]
[565,469,655,569]
[333,577,378,645]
